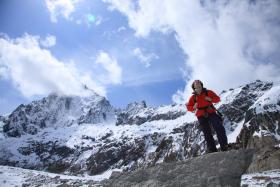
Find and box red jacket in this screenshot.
[186,89,220,117]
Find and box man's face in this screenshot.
[194,80,202,94]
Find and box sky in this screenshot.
[0,0,280,115]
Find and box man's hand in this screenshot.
[193,103,197,110]
[205,96,212,102]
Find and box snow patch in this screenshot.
[0,165,106,187]
[216,87,242,107]
[227,120,244,143]
[241,169,280,186]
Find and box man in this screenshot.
[186,80,228,153]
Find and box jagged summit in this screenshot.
[116,101,186,126]
[3,92,115,137]
[126,100,147,112]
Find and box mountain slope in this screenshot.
[0,80,279,179]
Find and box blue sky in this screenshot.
[1,0,280,115]
[0,0,186,114]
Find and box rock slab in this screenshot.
[102,149,255,187]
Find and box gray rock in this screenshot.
[102,149,255,187]
[247,145,280,173]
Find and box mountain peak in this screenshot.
[126,100,147,112]
[3,93,115,137]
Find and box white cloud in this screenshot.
[94,16,103,26]
[104,0,280,103]
[172,89,185,105]
[0,34,105,97]
[102,26,126,39]
[40,35,56,48]
[133,48,159,68]
[45,0,81,23]
[45,0,102,27]
[95,51,122,85]
[117,26,126,32]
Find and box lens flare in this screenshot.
[87,14,96,23]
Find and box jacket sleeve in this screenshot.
[186,95,195,112]
[208,90,220,103]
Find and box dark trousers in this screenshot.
[198,113,228,152]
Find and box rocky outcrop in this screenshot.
[248,147,280,174]
[236,109,280,147]
[102,149,255,187]
[245,136,280,174]
[86,138,146,175]
[1,140,75,173]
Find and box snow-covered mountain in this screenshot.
[0,80,279,181]
[116,101,187,125]
[3,92,115,137]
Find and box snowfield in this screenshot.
[0,165,109,186]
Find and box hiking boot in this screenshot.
[221,145,228,152]
[206,148,218,154]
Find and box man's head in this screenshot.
[192,80,203,94]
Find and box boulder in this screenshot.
[102,149,255,187]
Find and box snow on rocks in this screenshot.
[241,169,280,187]
[0,165,105,187]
